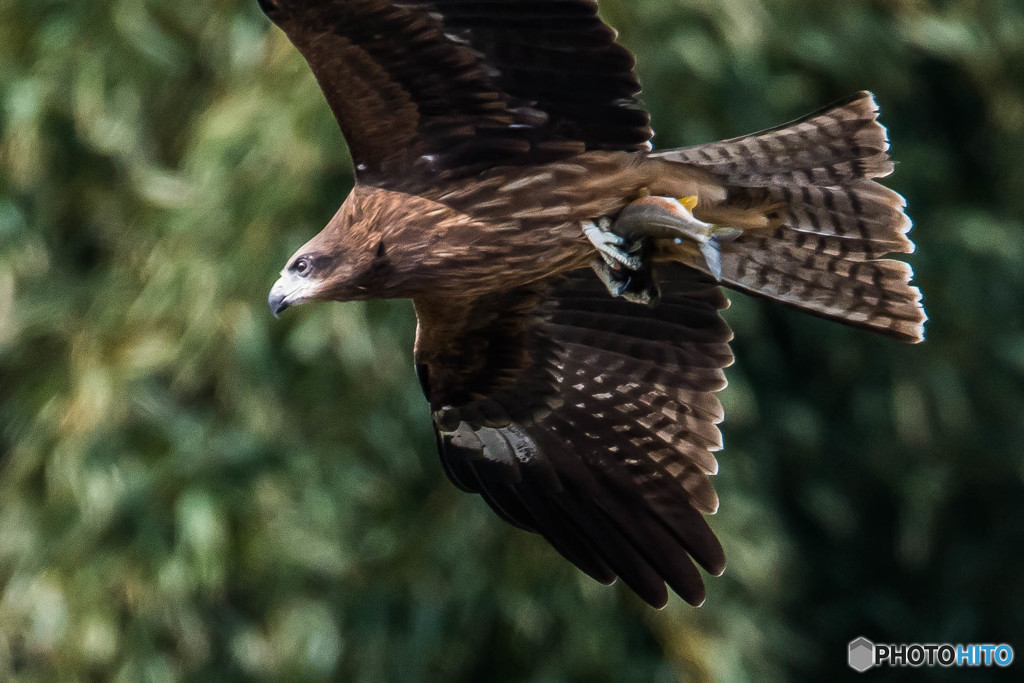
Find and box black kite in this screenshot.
[259,0,925,608]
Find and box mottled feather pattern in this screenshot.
[260,0,651,185]
[417,266,733,607]
[660,92,893,186]
[657,92,925,342]
[259,1,926,609]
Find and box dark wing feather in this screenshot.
[258,0,651,185]
[414,266,733,607]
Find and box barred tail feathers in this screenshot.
[654,92,926,343]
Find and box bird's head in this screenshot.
[267,198,394,317]
[267,248,342,317]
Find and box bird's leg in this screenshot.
[609,196,743,281]
[583,218,659,306]
[589,256,661,306]
[585,195,746,304]
[583,218,644,271]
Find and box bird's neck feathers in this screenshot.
[301,185,441,301]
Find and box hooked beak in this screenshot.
[268,271,314,318]
[268,289,289,318]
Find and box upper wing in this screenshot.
[258,0,652,186]
[414,265,733,607]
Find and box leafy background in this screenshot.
[2,0,1022,680]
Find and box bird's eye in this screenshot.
[293,257,311,276]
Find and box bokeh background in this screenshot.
[2,0,1022,680]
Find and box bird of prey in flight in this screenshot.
[260,0,925,608]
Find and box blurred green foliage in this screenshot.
[1,0,1022,680]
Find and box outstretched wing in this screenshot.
[414,266,733,607]
[257,0,651,186]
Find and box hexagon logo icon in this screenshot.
[848,637,875,672]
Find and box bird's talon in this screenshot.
[610,196,745,280]
[588,247,659,306]
[584,220,643,270]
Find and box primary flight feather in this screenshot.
[259,0,925,608]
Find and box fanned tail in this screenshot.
[654,91,926,343]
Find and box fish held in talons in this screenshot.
[583,217,660,306]
[611,196,743,281]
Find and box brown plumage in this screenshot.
[260,0,925,608]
